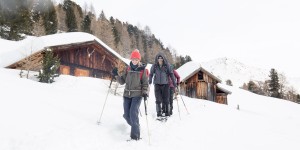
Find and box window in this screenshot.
[198,71,203,80]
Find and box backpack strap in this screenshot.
[127,66,148,80]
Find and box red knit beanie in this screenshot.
[130,49,141,60]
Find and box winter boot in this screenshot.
[170,104,173,116]
[156,104,162,117]
[162,104,165,115]
[165,104,171,117]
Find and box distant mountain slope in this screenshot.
[201,57,299,92]
[288,77,300,92]
[201,57,269,87]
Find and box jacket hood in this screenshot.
[154,52,169,65]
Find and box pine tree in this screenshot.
[179,55,185,65]
[81,14,91,33]
[17,0,33,36]
[174,55,192,68]
[185,55,192,62]
[43,0,58,34]
[141,34,148,63]
[268,68,280,98]
[110,17,120,47]
[63,0,77,32]
[37,48,60,83]
[93,11,114,48]
[99,10,106,21]
[0,1,6,38]
[248,80,257,93]
[0,0,33,40]
[127,24,135,37]
[297,94,300,103]
[142,25,153,62]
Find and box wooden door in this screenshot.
[207,83,215,101]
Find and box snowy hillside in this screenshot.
[201,57,269,87]
[288,77,300,92]
[201,57,300,92]
[1,68,300,150]
[0,32,299,150]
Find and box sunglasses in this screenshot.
[158,57,163,60]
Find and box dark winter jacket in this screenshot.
[116,62,149,98]
[169,70,180,88]
[149,52,176,86]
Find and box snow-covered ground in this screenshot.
[1,68,300,150]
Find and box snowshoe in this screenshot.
[156,116,168,122]
[126,137,142,142]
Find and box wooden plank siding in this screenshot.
[74,68,90,77]
[6,51,44,71]
[216,93,228,104]
[60,65,70,75]
[197,81,208,99]
[52,42,122,79]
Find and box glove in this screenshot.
[143,93,148,101]
[174,88,179,95]
[112,67,118,76]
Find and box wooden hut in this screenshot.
[5,32,128,80]
[176,61,231,104]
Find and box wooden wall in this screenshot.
[181,69,221,103]
[216,93,228,104]
[52,42,125,79]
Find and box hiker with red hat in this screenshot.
[112,49,149,141]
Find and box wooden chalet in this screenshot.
[176,61,231,104]
[5,32,128,80]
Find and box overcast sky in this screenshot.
[64,0,300,77]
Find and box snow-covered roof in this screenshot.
[0,32,130,67]
[176,61,222,83]
[217,83,232,94]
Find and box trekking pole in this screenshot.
[174,94,181,120]
[139,108,142,117]
[177,87,190,115]
[97,77,114,124]
[143,97,151,145]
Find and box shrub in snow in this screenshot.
[37,48,60,83]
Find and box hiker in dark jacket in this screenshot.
[166,65,180,116]
[149,52,176,117]
[113,49,149,141]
